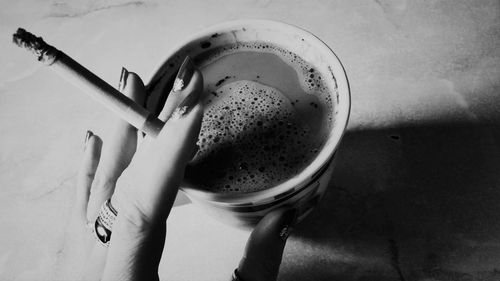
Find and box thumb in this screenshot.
[236,208,297,281]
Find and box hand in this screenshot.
[72,57,296,281]
[234,207,297,281]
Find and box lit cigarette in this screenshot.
[12,28,164,137]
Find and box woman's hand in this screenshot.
[73,57,296,281]
[235,207,297,281]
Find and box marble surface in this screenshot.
[1,0,499,280]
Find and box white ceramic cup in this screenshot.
[146,20,350,227]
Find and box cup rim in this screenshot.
[147,19,351,205]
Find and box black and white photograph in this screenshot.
[1,0,499,280]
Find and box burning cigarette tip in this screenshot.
[12,28,58,64]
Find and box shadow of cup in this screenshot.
[286,122,500,280]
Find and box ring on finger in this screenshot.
[91,199,118,247]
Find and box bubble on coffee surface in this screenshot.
[186,80,319,193]
[195,41,335,126]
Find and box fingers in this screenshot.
[87,69,146,221]
[75,131,107,280]
[157,57,204,168]
[101,88,204,278]
[76,131,102,225]
[146,68,204,217]
[110,60,204,228]
[237,208,297,281]
[100,69,145,177]
[101,77,204,279]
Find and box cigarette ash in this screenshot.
[12,28,58,64]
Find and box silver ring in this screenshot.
[93,199,117,247]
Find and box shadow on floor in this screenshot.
[280,121,500,281]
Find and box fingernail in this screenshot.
[172,56,194,93]
[170,89,198,119]
[84,130,93,151]
[118,67,129,91]
[170,68,200,119]
[278,208,298,242]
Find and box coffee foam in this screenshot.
[186,80,320,193]
[196,41,334,125]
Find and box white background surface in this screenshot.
[1,0,499,280]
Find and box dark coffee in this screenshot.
[184,42,334,193]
